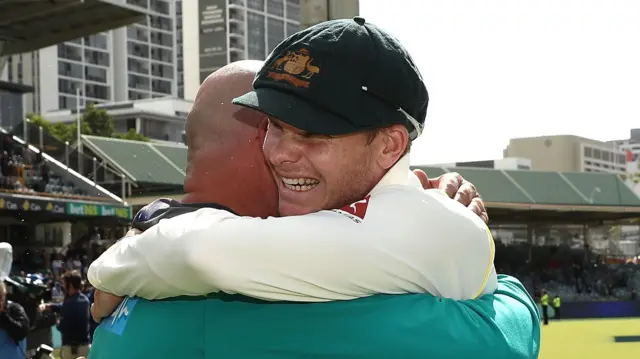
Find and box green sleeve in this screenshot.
[402,274,541,359]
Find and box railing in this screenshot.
[6,121,126,203]
[0,188,113,203]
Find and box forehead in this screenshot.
[268,116,307,135]
[268,117,375,144]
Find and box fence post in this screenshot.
[121,174,126,203]
[38,126,44,150]
[64,141,69,167]
[92,157,97,187]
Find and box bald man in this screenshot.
[88,61,539,359]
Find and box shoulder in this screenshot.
[368,185,487,232]
[6,300,27,316]
[70,293,91,305]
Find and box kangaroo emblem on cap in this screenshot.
[267,48,320,88]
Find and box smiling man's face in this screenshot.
[262,117,379,216]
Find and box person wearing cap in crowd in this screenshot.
[88,18,539,359]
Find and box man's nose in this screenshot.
[268,131,305,166]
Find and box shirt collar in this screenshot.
[371,154,421,191]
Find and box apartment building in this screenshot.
[504,135,627,174]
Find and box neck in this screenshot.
[182,191,225,205]
[182,190,273,218]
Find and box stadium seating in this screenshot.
[0,132,87,197]
[496,241,640,301]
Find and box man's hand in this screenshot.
[90,228,141,323]
[91,290,124,323]
[413,169,489,224]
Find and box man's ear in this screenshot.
[258,117,268,142]
[376,124,409,170]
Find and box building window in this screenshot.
[85,66,108,83]
[286,0,300,20]
[619,154,628,163]
[150,47,173,63]
[247,0,264,11]
[84,49,110,67]
[593,149,601,159]
[584,146,592,158]
[58,44,82,62]
[128,41,150,58]
[127,0,148,8]
[58,61,83,78]
[286,21,299,37]
[149,15,172,31]
[150,0,170,15]
[129,74,150,91]
[151,62,174,79]
[247,12,266,59]
[58,79,82,95]
[84,34,108,50]
[267,0,284,17]
[128,90,149,100]
[58,95,77,109]
[267,17,285,52]
[85,84,110,100]
[150,30,173,47]
[128,58,150,75]
[152,79,172,94]
[127,25,149,42]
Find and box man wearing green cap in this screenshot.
[88,18,539,359]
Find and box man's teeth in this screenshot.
[281,177,319,191]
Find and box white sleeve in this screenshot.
[88,187,496,301]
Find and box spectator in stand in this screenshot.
[51,255,63,277]
[0,281,30,359]
[40,270,91,359]
[51,281,65,304]
[22,143,32,165]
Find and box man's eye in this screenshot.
[305,133,332,139]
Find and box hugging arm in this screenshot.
[89,188,495,301]
[399,275,540,359]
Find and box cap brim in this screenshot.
[232,87,360,136]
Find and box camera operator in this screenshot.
[40,271,90,359]
[0,280,30,359]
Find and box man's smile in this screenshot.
[280,177,320,192]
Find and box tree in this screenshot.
[113,129,150,142]
[68,118,93,142]
[26,112,150,143]
[50,122,76,143]
[83,103,115,137]
[27,114,51,131]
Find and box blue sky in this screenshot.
[360,0,640,164]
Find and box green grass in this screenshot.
[540,318,640,359]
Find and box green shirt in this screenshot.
[89,275,540,359]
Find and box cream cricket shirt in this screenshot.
[88,155,497,301]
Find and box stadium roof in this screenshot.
[415,165,640,223]
[415,166,640,207]
[80,135,640,221]
[0,0,145,56]
[81,135,186,186]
